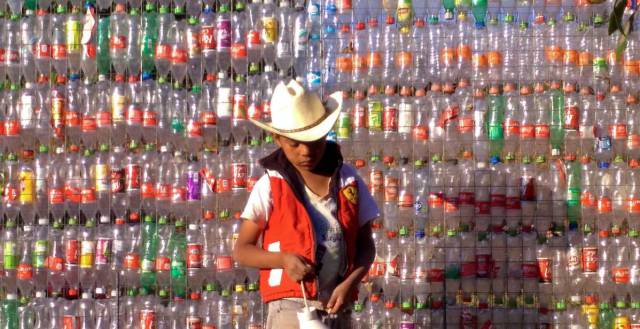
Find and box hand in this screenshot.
[282,252,314,282]
[325,280,354,314]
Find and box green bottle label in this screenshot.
[368,101,383,131]
[3,241,16,269]
[171,259,186,278]
[66,19,82,53]
[337,112,351,139]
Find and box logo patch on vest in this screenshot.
[342,185,358,205]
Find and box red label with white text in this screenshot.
[581,247,598,273]
[537,258,552,283]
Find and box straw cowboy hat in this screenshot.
[249,80,343,142]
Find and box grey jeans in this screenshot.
[266,299,351,329]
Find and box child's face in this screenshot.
[274,134,327,172]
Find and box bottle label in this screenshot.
[440,48,456,66]
[537,258,552,283]
[124,252,140,269]
[143,110,158,127]
[427,268,444,282]
[156,256,170,271]
[444,196,458,213]
[369,169,383,193]
[67,19,82,53]
[383,176,398,202]
[247,30,261,46]
[460,261,477,277]
[475,254,492,278]
[520,124,535,139]
[609,124,628,139]
[184,171,201,201]
[64,182,81,203]
[386,254,398,276]
[353,54,367,72]
[261,17,277,43]
[628,197,640,213]
[216,88,232,118]
[233,94,247,121]
[216,19,231,50]
[216,177,231,193]
[564,106,579,130]
[581,247,598,273]
[476,201,490,214]
[597,136,612,151]
[597,196,612,213]
[490,194,506,208]
[505,196,521,209]
[33,240,47,268]
[17,263,33,280]
[81,187,96,203]
[232,163,248,190]
[187,317,202,329]
[139,310,155,329]
[97,111,112,127]
[438,106,459,128]
[126,106,143,125]
[337,112,351,139]
[425,192,443,208]
[4,119,19,136]
[47,256,64,271]
[141,181,155,199]
[382,106,398,132]
[187,30,201,58]
[82,115,97,132]
[398,103,414,134]
[567,248,580,271]
[369,258,386,277]
[248,102,262,121]
[83,44,97,59]
[231,43,247,59]
[628,134,640,150]
[200,112,217,126]
[110,168,125,193]
[63,316,78,329]
[521,262,538,278]
[3,241,16,269]
[457,116,474,134]
[95,164,110,192]
[581,191,596,208]
[187,119,202,137]
[186,243,203,269]
[80,240,95,269]
[65,240,79,265]
[399,322,415,329]
[458,192,475,206]
[534,124,550,138]
[51,96,65,128]
[351,103,366,129]
[216,255,233,271]
[95,238,111,265]
[126,164,141,190]
[615,317,630,329]
[172,186,187,203]
[36,43,51,58]
[200,26,216,50]
[365,101,383,133]
[155,44,171,60]
[52,44,68,59]
[19,171,35,203]
[613,267,630,284]
[109,35,127,49]
[112,94,127,124]
[171,47,188,64]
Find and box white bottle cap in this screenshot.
[35,291,45,298]
[82,292,91,299]
[188,224,198,230]
[95,287,104,295]
[38,217,48,226]
[6,294,17,300]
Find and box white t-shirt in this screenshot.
[241,165,379,299]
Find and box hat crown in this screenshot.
[270,80,328,132]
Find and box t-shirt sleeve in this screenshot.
[240,174,272,229]
[356,174,380,227]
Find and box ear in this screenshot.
[273,133,282,147]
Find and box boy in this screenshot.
[233,80,379,328]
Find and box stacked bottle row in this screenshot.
[350,154,640,327]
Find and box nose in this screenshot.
[298,143,313,156]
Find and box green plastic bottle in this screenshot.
[140,215,158,291]
[96,16,110,76]
[141,3,158,74]
[549,86,565,156]
[486,88,505,158]
[169,219,187,298]
[566,158,581,224]
[2,293,17,329]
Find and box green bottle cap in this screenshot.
[38,145,49,153]
[188,16,198,25]
[56,4,66,14]
[191,85,202,93]
[616,300,627,308]
[173,5,184,14]
[221,289,231,297]
[99,143,109,152]
[129,8,139,15]
[219,4,230,12]
[353,303,363,312]
[6,153,17,161]
[249,62,260,75]
[145,143,156,152]
[247,283,258,291]
[144,215,154,223]
[145,3,156,12]
[158,216,168,225]
[205,283,216,292]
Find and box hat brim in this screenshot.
[249,91,343,142]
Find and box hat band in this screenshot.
[270,111,331,134]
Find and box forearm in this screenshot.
[233,243,284,270]
[343,232,375,288]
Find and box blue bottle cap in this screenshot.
[598,161,610,169]
[475,21,485,28]
[490,156,501,165]
[142,72,153,80]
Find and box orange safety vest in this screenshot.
[257,143,360,303]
